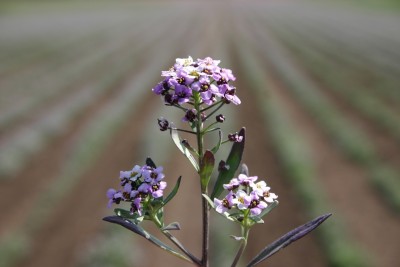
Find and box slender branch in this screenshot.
[231,227,250,267]
[162,230,202,265]
[169,127,197,135]
[203,102,225,121]
[201,189,210,267]
[200,100,223,113]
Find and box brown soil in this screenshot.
[232,53,328,267]
[1,2,399,267]
[257,39,400,267]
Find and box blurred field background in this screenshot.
[0,0,399,266]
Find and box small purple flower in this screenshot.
[143,166,164,183]
[251,181,278,203]
[237,174,257,186]
[106,188,123,208]
[234,190,251,210]
[248,192,268,216]
[200,90,216,105]
[218,84,241,105]
[153,78,173,95]
[149,181,167,198]
[174,84,192,104]
[223,178,240,191]
[214,191,236,213]
[130,197,142,216]
[197,57,221,68]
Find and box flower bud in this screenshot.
[216,114,225,123]
[184,109,197,122]
[228,132,243,143]
[157,117,169,131]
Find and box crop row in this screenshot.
[265,17,400,105]
[241,16,400,212]
[233,29,370,267]
[266,23,400,144]
[0,14,195,267]
[0,13,182,179]
[0,15,163,127]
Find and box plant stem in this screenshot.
[194,92,209,267]
[231,227,250,267]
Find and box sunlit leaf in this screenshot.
[162,222,181,231]
[170,126,199,171]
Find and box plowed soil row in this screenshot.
[248,27,400,267]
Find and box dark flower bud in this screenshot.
[164,93,173,104]
[184,109,197,122]
[216,114,225,123]
[218,160,229,172]
[157,117,169,131]
[201,112,207,122]
[228,132,243,143]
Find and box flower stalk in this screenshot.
[103,56,331,267]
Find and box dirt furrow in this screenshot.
[14,92,159,267]
[0,48,149,236]
[252,32,400,267]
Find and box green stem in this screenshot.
[231,226,250,267]
[193,92,209,267]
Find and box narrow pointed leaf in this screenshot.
[163,176,182,206]
[103,216,191,262]
[200,150,215,189]
[247,213,332,267]
[211,130,222,154]
[211,127,246,199]
[170,127,199,171]
[162,222,181,231]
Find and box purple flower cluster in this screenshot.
[214,174,278,216]
[152,56,241,106]
[106,164,167,216]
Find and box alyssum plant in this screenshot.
[103,56,331,266]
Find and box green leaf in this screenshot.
[246,213,332,267]
[146,157,157,168]
[114,208,144,223]
[170,126,199,171]
[211,127,246,199]
[162,222,181,231]
[211,130,222,154]
[103,216,191,262]
[163,176,182,206]
[200,150,215,190]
